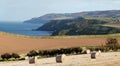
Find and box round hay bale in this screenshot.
[86,49,91,54]
[97,50,102,56]
[96,52,100,57]
[29,56,37,64]
[56,54,66,63]
[25,56,29,60]
[35,56,37,63]
[91,51,97,59]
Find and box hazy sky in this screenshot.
[0,0,120,21]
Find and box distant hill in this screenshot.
[24,17,49,24]
[37,17,120,36]
[24,10,120,23]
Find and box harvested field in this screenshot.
[103,24,120,28]
[0,32,120,54]
[0,52,120,66]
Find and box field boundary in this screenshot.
[1,32,120,39]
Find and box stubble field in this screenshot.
[0,32,120,54]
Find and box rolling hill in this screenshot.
[24,10,120,23]
[36,17,120,36]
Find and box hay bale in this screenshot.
[91,50,102,59]
[56,54,66,63]
[97,50,102,56]
[86,49,91,54]
[25,56,29,60]
[91,51,97,59]
[35,57,37,62]
[96,52,100,56]
[29,56,37,64]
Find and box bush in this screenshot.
[106,38,120,50]
[87,46,110,52]
[27,50,38,57]
[1,53,11,60]
[38,47,82,57]
[69,47,82,54]
[11,53,20,59]
[19,58,25,60]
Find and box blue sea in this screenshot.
[0,22,52,36]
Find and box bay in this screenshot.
[0,22,52,36]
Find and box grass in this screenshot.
[1,31,120,39]
[85,17,117,23]
[0,46,120,62]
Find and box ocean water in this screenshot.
[0,22,52,36]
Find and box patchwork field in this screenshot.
[0,52,120,66]
[0,32,120,54]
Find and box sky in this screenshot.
[0,0,120,22]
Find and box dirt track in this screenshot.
[0,32,120,54]
[0,52,120,66]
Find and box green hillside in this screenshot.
[37,17,120,36]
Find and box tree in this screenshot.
[11,53,20,59]
[1,53,11,60]
[106,38,120,50]
[27,50,38,57]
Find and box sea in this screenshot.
[0,22,52,36]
